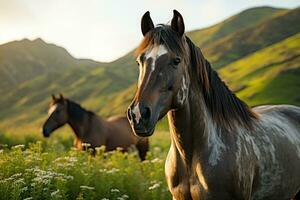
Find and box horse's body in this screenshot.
[166,103,300,200]
[127,10,300,199]
[43,95,148,160]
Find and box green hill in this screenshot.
[0,6,299,136]
[203,7,300,68]
[219,33,300,106]
[0,38,103,94]
[187,6,287,47]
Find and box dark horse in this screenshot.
[127,10,300,199]
[42,94,148,160]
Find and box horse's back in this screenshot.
[253,104,300,119]
[251,104,300,199]
[106,115,141,146]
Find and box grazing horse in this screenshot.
[127,10,300,199]
[42,94,148,160]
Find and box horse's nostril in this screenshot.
[141,106,151,121]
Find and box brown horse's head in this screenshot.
[42,94,68,137]
[127,10,190,137]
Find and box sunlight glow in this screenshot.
[0,0,298,62]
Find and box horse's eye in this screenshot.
[173,57,181,66]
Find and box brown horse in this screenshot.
[127,10,300,199]
[42,94,148,160]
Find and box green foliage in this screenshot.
[0,136,171,200]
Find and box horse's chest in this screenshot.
[165,151,210,200]
[165,148,239,200]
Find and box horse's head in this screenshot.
[42,94,68,137]
[127,10,190,137]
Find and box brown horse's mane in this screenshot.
[66,100,95,122]
[51,98,95,122]
[136,25,257,129]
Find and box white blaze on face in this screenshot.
[48,104,58,116]
[145,44,168,71]
[137,45,168,87]
[132,103,141,124]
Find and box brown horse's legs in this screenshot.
[136,138,149,161]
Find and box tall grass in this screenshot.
[0,131,171,200]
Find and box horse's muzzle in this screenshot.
[127,103,155,137]
[42,127,51,137]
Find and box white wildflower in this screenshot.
[82,143,91,147]
[151,158,162,163]
[153,147,161,152]
[101,198,109,200]
[111,188,120,193]
[99,169,107,173]
[11,173,22,179]
[107,168,120,174]
[122,194,129,199]
[23,197,33,200]
[14,178,25,185]
[20,187,28,192]
[80,185,95,190]
[51,189,60,197]
[12,144,25,150]
[68,157,77,162]
[149,182,161,190]
[95,145,106,152]
[64,175,74,180]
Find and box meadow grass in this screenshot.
[0,130,171,200]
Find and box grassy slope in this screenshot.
[0,39,103,93]
[187,6,286,47]
[202,7,300,68]
[219,33,300,106]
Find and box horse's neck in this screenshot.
[68,112,106,142]
[68,117,89,140]
[168,87,212,162]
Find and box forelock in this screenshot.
[135,25,188,59]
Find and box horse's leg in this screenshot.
[136,138,149,161]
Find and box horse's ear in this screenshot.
[51,94,56,101]
[59,93,64,100]
[171,10,185,37]
[141,11,154,36]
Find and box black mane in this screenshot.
[186,36,257,129]
[66,100,95,122]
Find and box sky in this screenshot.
[0,0,299,62]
